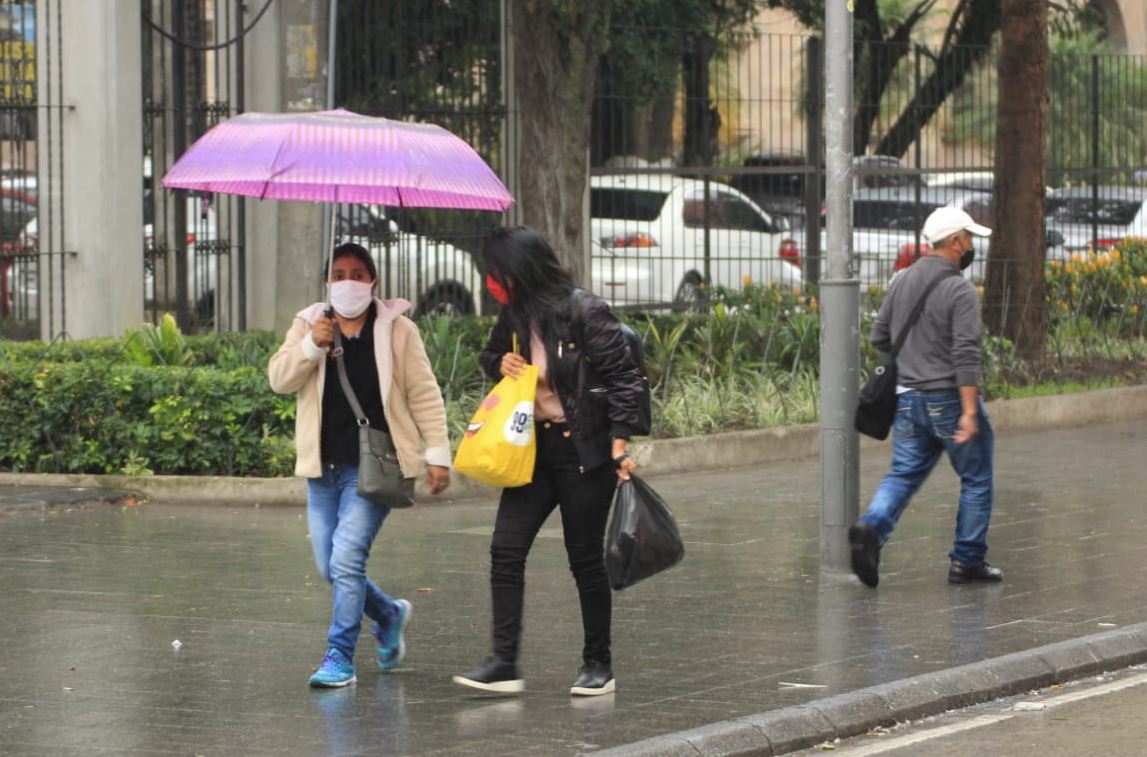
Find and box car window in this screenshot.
[1047,197,1143,226]
[853,200,940,230]
[0,197,34,242]
[590,188,669,221]
[719,195,772,232]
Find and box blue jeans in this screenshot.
[859,390,995,565]
[307,465,398,661]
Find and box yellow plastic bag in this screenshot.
[453,359,538,489]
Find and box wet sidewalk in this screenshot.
[1,420,1145,756]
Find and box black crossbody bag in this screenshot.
[332,329,415,508]
[855,269,958,440]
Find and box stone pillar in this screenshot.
[275,0,328,332]
[241,0,283,333]
[38,0,143,339]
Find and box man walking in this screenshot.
[849,206,1002,588]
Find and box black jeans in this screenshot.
[489,422,617,666]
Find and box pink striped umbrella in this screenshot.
[162,109,513,211]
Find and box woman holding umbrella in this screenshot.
[453,226,643,697]
[269,242,452,688]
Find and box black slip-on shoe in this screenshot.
[948,559,1004,584]
[849,523,881,588]
[570,661,615,697]
[452,657,524,694]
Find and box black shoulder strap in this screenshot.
[332,329,369,426]
[888,269,959,359]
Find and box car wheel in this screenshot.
[673,275,706,313]
[416,285,473,318]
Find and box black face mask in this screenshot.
[959,247,975,271]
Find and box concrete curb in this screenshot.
[2,384,1145,505]
[586,622,1147,756]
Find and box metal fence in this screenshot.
[142,0,245,333]
[6,10,1147,338]
[0,0,66,340]
[591,30,1147,311]
[333,0,507,316]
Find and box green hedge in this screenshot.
[3,269,1136,477]
[0,360,295,476]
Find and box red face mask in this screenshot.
[485,274,513,305]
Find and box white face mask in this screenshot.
[329,280,374,318]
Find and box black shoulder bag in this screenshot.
[332,329,415,508]
[855,269,958,440]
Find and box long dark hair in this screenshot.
[482,226,577,380]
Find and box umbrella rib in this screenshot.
[261,133,298,200]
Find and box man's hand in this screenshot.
[311,316,336,349]
[954,411,979,444]
[426,465,450,495]
[500,352,528,379]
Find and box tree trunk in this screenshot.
[985,0,1048,358]
[511,0,612,287]
[682,34,717,167]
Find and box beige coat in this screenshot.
[267,299,451,479]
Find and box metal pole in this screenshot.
[1091,55,1099,252]
[172,0,190,331]
[235,0,247,330]
[320,0,339,303]
[804,36,823,286]
[819,0,860,571]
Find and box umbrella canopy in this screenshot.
[162,109,513,212]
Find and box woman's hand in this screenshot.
[426,465,450,495]
[611,438,637,481]
[311,315,336,349]
[500,352,528,379]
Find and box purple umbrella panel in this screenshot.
[162,109,514,212]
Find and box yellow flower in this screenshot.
[1139,276,1147,286]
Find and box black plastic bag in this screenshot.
[605,474,685,591]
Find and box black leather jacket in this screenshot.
[479,291,644,473]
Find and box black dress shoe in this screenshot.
[452,657,524,694]
[849,523,881,588]
[570,661,615,696]
[948,559,1004,584]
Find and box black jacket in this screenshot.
[479,290,644,472]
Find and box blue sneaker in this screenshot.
[308,648,356,688]
[374,599,412,671]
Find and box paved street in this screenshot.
[1,420,1146,756]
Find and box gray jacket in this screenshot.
[870,255,982,390]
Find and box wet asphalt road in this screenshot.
[1,420,1145,755]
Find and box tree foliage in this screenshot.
[950,31,1147,184]
[594,0,759,165]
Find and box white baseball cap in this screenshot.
[921,206,992,244]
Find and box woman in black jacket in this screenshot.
[453,226,644,697]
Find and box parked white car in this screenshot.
[819,187,994,286]
[590,174,803,309]
[1045,186,1147,257]
[336,204,484,316]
